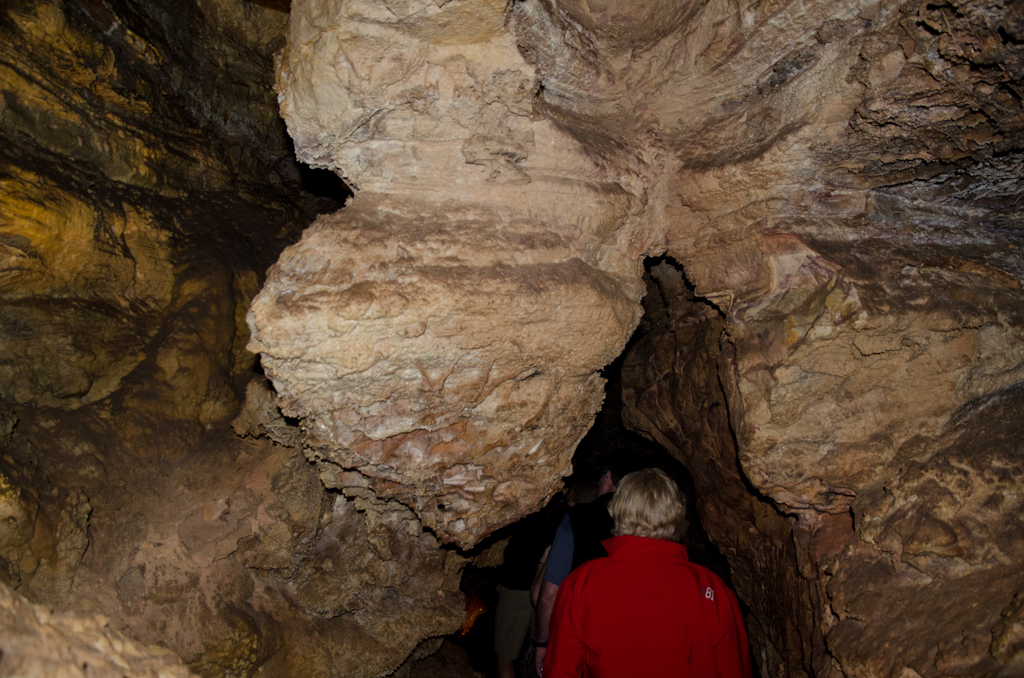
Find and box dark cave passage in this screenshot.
[3,0,1024,675]
[447,258,746,678]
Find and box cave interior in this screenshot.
[1,0,1023,677]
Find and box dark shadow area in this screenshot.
[456,565,500,677]
[574,349,735,583]
[297,161,353,208]
[244,0,291,11]
[280,136,353,215]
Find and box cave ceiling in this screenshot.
[1,0,1023,677]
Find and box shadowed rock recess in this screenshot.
[1,0,1022,676]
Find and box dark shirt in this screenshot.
[568,493,614,571]
[497,508,559,590]
[543,493,614,586]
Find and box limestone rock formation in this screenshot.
[2,0,1023,675]
[2,1,465,677]
[0,580,196,678]
[1,399,466,678]
[252,0,656,546]
[255,0,1024,675]
[0,0,312,415]
[624,261,1024,677]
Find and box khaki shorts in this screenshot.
[494,585,535,660]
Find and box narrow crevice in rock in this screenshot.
[446,337,740,677]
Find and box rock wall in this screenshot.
[252,0,658,547]
[1,1,466,676]
[0,383,467,677]
[0,0,307,415]
[0,578,196,678]
[255,0,1024,675]
[621,262,819,674]
[1,0,1022,675]
[610,1,1024,675]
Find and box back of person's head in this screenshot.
[566,480,599,506]
[608,468,688,542]
[599,458,642,488]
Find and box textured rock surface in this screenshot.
[621,263,816,674]
[597,0,1024,675]
[1,0,1023,676]
[249,195,640,546]
[254,0,656,546]
[0,0,316,415]
[259,0,1024,675]
[1,1,464,677]
[0,580,196,678]
[624,262,1024,677]
[0,400,466,678]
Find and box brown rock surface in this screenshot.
[0,0,316,413]
[0,579,196,678]
[2,1,464,677]
[0,400,466,678]
[249,194,641,547]
[258,0,1024,675]
[1,0,1022,676]
[255,0,656,546]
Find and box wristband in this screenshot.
[534,638,549,648]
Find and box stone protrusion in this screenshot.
[258,0,653,546]
[250,195,640,546]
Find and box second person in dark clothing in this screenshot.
[494,504,560,678]
[533,462,634,674]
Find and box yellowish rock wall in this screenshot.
[0,0,304,412]
[1,2,466,677]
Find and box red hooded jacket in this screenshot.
[544,535,751,678]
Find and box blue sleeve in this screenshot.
[543,514,574,586]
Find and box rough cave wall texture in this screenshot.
[252,0,1024,676]
[249,0,654,548]
[0,1,465,677]
[1,0,1023,677]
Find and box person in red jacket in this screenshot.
[543,468,751,678]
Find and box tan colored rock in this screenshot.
[624,255,1024,677]
[267,0,1024,674]
[258,0,654,546]
[507,1,1024,675]
[0,580,196,678]
[250,196,639,546]
[0,0,1022,675]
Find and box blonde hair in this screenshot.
[608,468,687,542]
